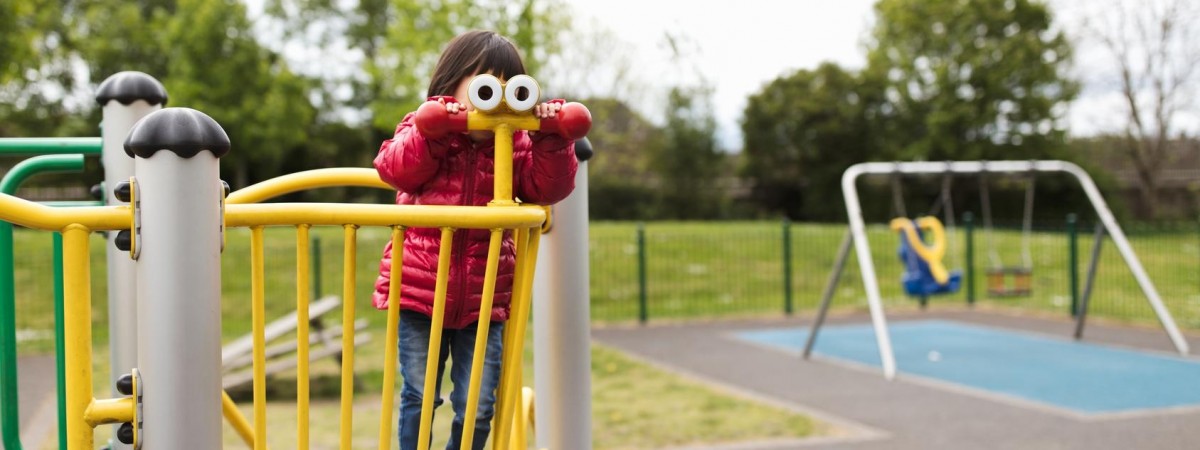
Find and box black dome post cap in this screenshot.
[124,108,231,159]
[574,136,593,162]
[95,71,168,106]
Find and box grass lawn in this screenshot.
[74,338,819,449]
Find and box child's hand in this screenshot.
[439,97,466,115]
[533,102,562,119]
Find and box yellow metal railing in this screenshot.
[0,195,261,449]
[226,168,544,449]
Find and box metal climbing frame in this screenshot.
[809,160,1190,380]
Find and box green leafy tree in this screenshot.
[160,0,315,188]
[866,0,1078,161]
[650,86,727,219]
[0,0,88,138]
[369,0,566,130]
[740,63,884,220]
[582,98,663,219]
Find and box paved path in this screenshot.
[593,309,1200,450]
[16,354,57,449]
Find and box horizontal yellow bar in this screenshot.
[0,194,128,231]
[83,397,135,426]
[224,203,546,229]
[226,168,392,204]
[469,111,540,132]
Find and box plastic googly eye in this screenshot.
[504,75,540,112]
[468,75,502,112]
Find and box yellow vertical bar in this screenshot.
[378,226,405,450]
[62,225,93,450]
[495,227,541,450]
[296,224,312,450]
[492,227,526,449]
[492,125,514,205]
[457,230,503,450]
[251,226,267,450]
[339,225,358,450]
[417,228,455,450]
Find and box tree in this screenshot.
[159,0,316,188]
[369,0,566,130]
[649,85,727,219]
[740,63,884,220]
[1079,0,1200,218]
[866,0,1078,161]
[581,98,663,219]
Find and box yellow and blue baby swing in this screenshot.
[890,217,962,296]
[888,170,962,298]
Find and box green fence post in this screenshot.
[52,233,65,449]
[637,223,648,324]
[964,212,975,306]
[1068,214,1079,317]
[783,219,793,315]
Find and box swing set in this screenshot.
[804,160,1189,380]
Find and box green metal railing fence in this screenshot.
[587,218,1200,328]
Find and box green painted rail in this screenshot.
[0,154,97,450]
[0,138,101,156]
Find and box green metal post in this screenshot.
[1068,214,1079,317]
[52,233,65,449]
[0,220,16,450]
[964,212,975,306]
[0,154,86,450]
[637,223,647,324]
[0,137,102,155]
[783,219,793,315]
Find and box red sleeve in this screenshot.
[373,113,453,194]
[514,131,578,205]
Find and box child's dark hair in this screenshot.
[427,31,527,98]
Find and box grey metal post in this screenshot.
[96,71,167,450]
[125,108,229,449]
[803,229,852,359]
[1075,223,1105,340]
[533,138,593,450]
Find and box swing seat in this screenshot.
[903,268,963,297]
[986,266,1032,297]
[890,217,963,297]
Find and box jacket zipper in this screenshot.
[450,146,479,327]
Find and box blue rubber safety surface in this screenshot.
[737,320,1200,414]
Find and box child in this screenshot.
[371,30,578,450]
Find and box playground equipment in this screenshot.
[0,71,165,450]
[0,71,589,449]
[803,160,1189,380]
[890,216,962,297]
[886,170,963,304]
[979,171,1036,297]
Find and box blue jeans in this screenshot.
[398,310,505,450]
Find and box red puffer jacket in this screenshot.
[371,109,577,329]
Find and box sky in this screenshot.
[560,0,1199,151]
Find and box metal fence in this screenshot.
[587,218,1200,329]
[8,217,1200,355]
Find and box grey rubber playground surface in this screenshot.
[592,309,1200,450]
